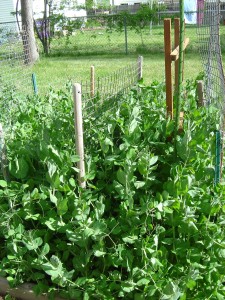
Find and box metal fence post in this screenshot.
[32,73,38,95]
[90,66,95,98]
[215,130,221,184]
[124,16,128,55]
[73,83,86,189]
[138,56,143,80]
[0,124,10,182]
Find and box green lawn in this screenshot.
[2,22,225,95]
[32,52,203,94]
[33,23,225,94]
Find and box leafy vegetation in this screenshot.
[0,78,225,299]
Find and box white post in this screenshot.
[73,84,86,189]
[138,56,143,81]
[90,66,95,98]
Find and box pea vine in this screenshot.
[0,78,224,299]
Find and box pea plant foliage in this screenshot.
[0,79,225,300]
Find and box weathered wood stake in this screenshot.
[196,80,204,107]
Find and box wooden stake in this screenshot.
[164,18,173,119]
[170,38,189,61]
[90,66,95,98]
[73,84,86,189]
[196,80,204,107]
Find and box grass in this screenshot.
[3,22,225,95]
[33,23,225,93]
[48,25,209,56]
[32,52,203,94]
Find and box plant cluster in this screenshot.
[0,79,225,299]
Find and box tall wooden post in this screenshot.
[196,80,204,107]
[164,19,173,119]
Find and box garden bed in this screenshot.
[0,80,224,299]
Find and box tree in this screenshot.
[21,0,39,64]
[33,0,53,55]
[33,0,79,55]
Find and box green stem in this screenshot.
[174,0,185,158]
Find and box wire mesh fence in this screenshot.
[80,56,142,121]
[81,56,143,117]
[197,1,225,118]
[0,23,33,99]
[44,12,225,56]
[196,0,225,182]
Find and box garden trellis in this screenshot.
[196,0,225,182]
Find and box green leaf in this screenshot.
[0,180,7,187]
[149,156,158,166]
[41,243,50,256]
[186,279,196,290]
[129,118,138,133]
[9,157,29,179]
[121,281,135,293]
[57,197,68,216]
[134,181,145,189]
[24,237,43,251]
[50,192,57,205]
[94,250,106,257]
[162,281,181,300]
[100,137,113,153]
[117,168,127,186]
[136,278,150,286]
[69,178,76,187]
[151,257,163,267]
[122,235,138,244]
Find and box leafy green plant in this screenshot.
[0,78,224,299]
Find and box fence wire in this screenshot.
[0,24,32,100]
[79,57,142,125]
[197,0,225,125]
[35,12,225,56]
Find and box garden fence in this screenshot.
[45,12,225,56]
[0,23,33,99]
[80,56,142,119]
[196,0,225,182]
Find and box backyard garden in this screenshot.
[1,2,225,300]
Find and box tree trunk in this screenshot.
[21,0,39,65]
